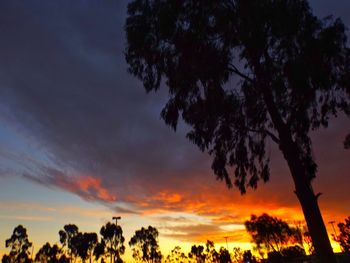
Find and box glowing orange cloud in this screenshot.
[50,174,117,203]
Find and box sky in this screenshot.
[0,0,349,260]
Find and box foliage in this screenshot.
[100,222,125,263]
[245,214,296,252]
[302,230,315,255]
[35,242,62,263]
[4,225,32,263]
[125,0,350,193]
[336,216,350,252]
[188,245,205,263]
[129,226,162,263]
[242,250,257,263]
[59,224,79,261]
[71,232,98,263]
[165,246,188,263]
[281,245,305,258]
[217,247,231,263]
[232,247,243,263]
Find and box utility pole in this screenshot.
[329,221,338,237]
[224,236,229,250]
[113,216,121,226]
[111,216,121,263]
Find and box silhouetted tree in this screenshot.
[302,230,315,255]
[218,247,231,263]
[165,246,187,263]
[100,222,125,263]
[336,216,350,252]
[232,247,243,263]
[281,245,305,258]
[205,240,220,262]
[71,232,98,263]
[4,225,32,263]
[129,226,162,263]
[93,242,106,263]
[1,255,11,263]
[242,250,257,263]
[35,242,61,263]
[188,245,205,263]
[125,1,350,262]
[245,214,296,253]
[59,224,79,263]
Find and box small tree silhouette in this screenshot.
[245,214,297,253]
[59,224,79,262]
[129,226,162,263]
[336,216,350,252]
[100,222,125,263]
[4,225,32,263]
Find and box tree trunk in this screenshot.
[259,82,336,263]
[277,130,336,263]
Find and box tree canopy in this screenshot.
[4,225,32,263]
[100,222,125,263]
[245,214,300,253]
[129,226,162,263]
[126,0,349,192]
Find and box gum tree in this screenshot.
[125,0,350,262]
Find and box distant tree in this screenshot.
[129,226,162,263]
[281,245,306,258]
[165,246,187,263]
[336,216,350,252]
[205,240,220,262]
[71,232,98,263]
[1,255,11,263]
[245,214,296,253]
[93,242,106,263]
[100,222,125,263]
[35,242,61,263]
[4,225,32,263]
[302,230,315,255]
[232,247,243,263]
[59,224,79,262]
[218,247,231,263]
[242,250,257,263]
[125,1,350,262]
[188,245,205,263]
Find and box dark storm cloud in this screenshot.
[0,0,210,199]
[0,0,349,218]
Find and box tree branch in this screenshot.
[247,128,280,144]
[228,63,254,83]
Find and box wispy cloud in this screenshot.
[0,215,53,222]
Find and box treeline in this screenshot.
[1,214,350,263]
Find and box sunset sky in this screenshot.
[0,0,349,261]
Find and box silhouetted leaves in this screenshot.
[245,214,297,253]
[129,226,162,263]
[336,216,350,252]
[100,222,125,263]
[4,225,32,263]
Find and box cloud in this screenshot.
[23,167,116,203]
[0,215,53,222]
